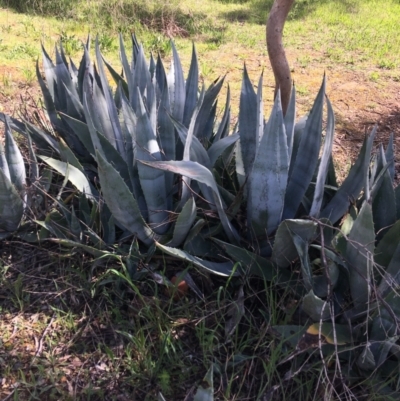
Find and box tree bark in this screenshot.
[266,0,295,115]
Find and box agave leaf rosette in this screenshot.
[12,35,239,271]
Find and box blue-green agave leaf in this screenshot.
[248,89,288,238]
[96,151,155,245]
[372,146,396,241]
[135,90,169,235]
[193,77,224,141]
[375,219,400,268]
[156,243,236,277]
[291,231,313,291]
[309,96,335,217]
[4,118,25,193]
[213,238,276,280]
[167,41,185,123]
[272,219,317,268]
[344,201,374,311]
[208,133,239,167]
[238,64,257,177]
[284,85,296,160]
[168,197,197,247]
[214,85,231,142]
[140,160,240,244]
[320,128,376,224]
[283,77,325,220]
[0,168,24,232]
[302,289,330,321]
[385,133,394,182]
[38,156,93,198]
[95,39,126,159]
[183,43,199,127]
[60,113,95,155]
[377,242,400,297]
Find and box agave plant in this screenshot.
[0,118,26,238]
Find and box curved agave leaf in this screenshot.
[167,197,197,247]
[248,89,288,239]
[272,219,317,268]
[156,242,236,277]
[320,128,376,224]
[372,146,396,241]
[207,133,239,167]
[302,290,330,321]
[309,95,335,218]
[4,118,25,193]
[213,238,276,280]
[344,201,374,311]
[135,89,169,235]
[139,160,240,244]
[377,242,400,297]
[0,168,24,232]
[193,365,214,401]
[38,156,93,198]
[96,151,155,245]
[375,220,400,268]
[283,77,325,220]
[61,113,95,155]
[193,77,224,141]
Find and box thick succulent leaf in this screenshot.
[193,365,213,401]
[0,114,60,155]
[95,40,126,159]
[375,220,400,268]
[377,242,400,297]
[238,64,257,177]
[96,151,155,245]
[291,231,313,291]
[272,219,317,268]
[214,85,231,142]
[283,77,325,220]
[61,113,95,155]
[256,73,264,143]
[135,90,169,235]
[183,44,199,127]
[396,185,400,220]
[77,41,92,101]
[36,59,58,127]
[58,138,85,173]
[41,44,57,101]
[309,96,335,217]
[167,41,185,123]
[344,201,374,311]
[168,197,197,247]
[302,290,330,321]
[156,243,236,276]
[103,56,129,95]
[385,133,395,182]
[38,156,93,198]
[140,160,240,244]
[213,238,276,280]
[208,133,239,167]
[372,147,396,241]
[284,85,296,159]
[235,139,246,189]
[0,168,24,232]
[248,90,288,238]
[320,128,376,224]
[26,133,38,184]
[193,77,224,141]
[0,133,10,181]
[4,118,26,193]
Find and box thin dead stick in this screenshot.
[31,313,56,364]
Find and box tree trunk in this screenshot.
[266,0,295,115]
